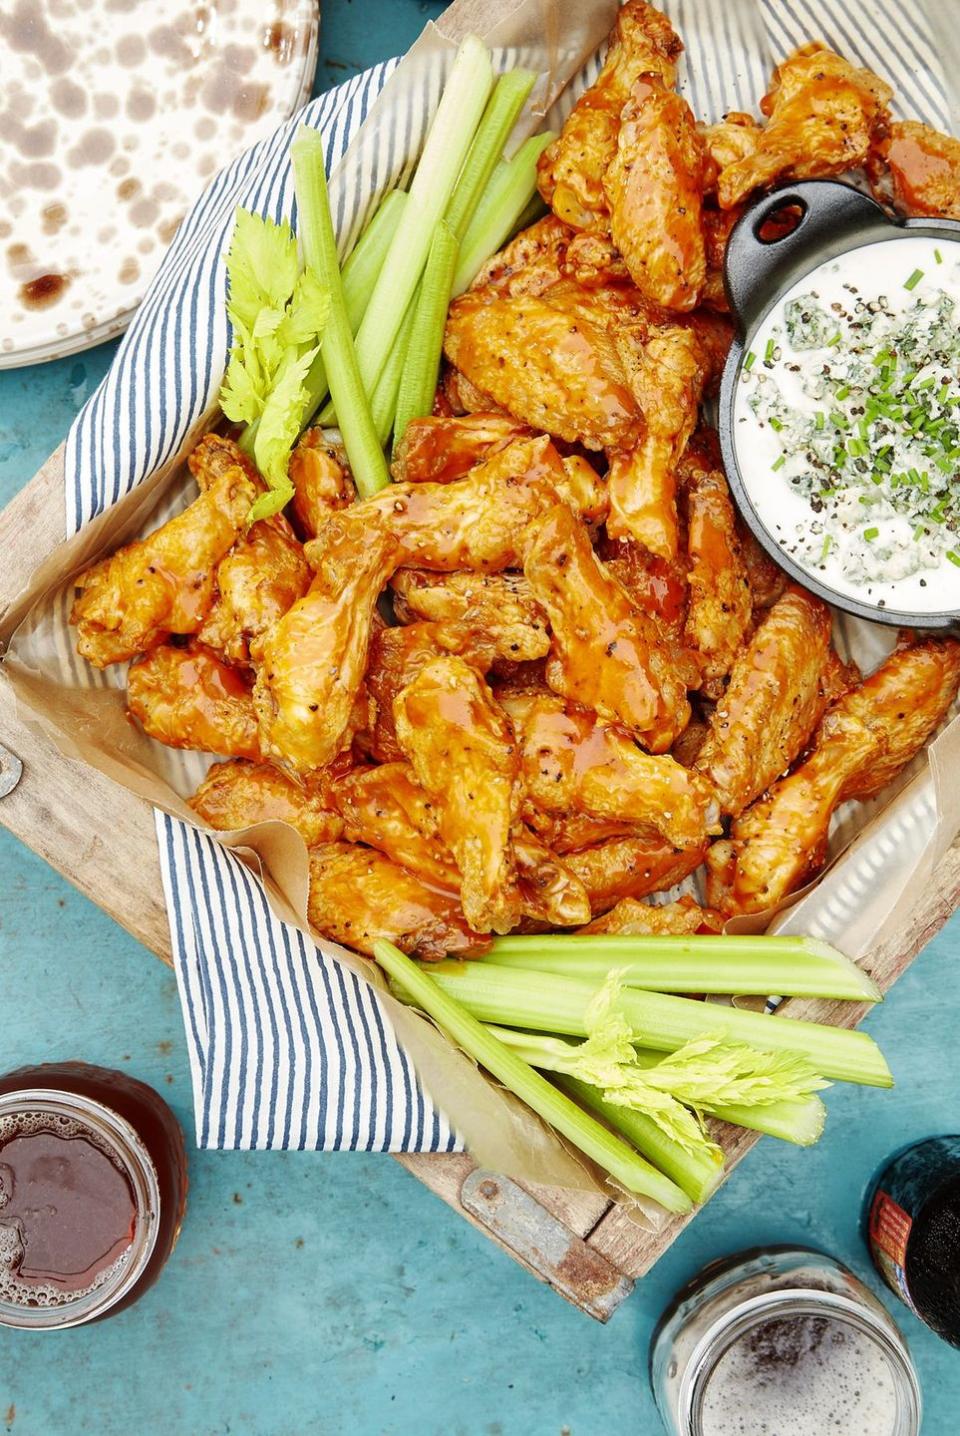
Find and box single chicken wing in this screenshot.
[255,521,398,775]
[524,504,693,751]
[709,636,960,915]
[444,289,644,451]
[501,690,718,850]
[469,214,573,299]
[581,894,723,934]
[716,44,892,209]
[606,323,708,557]
[307,843,487,960]
[869,120,960,219]
[604,77,708,311]
[565,833,707,915]
[187,432,260,490]
[694,586,836,815]
[391,570,550,664]
[391,413,531,484]
[681,452,751,692]
[537,0,682,231]
[394,656,524,934]
[197,513,310,668]
[72,462,259,667]
[326,762,460,892]
[287,429,354,540]
[127,641,261,759]
[189,759,344,844]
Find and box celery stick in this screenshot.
[374,940,692,1211]
[300,189,410,425]
[628,1050,827,1147]
[353,35,494,396]
[290,127,389,498]
[445,69,536,239]
[452,131,555,296]
[423,963,893,1088]
[371,299,416,445]
[393,221,459,447]
[555,1075,722,1206]
[484,934,881,1003]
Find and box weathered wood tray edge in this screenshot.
[2,441,960,1322]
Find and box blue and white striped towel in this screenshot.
[63,2,953,1151]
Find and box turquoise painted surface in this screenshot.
[1,3,959,1431]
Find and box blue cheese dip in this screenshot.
[733,235,960,613]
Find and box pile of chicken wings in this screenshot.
[72,2,960,959]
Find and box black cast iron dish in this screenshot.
[718,178,960,628]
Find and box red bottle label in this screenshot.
[869,1188,917,1313]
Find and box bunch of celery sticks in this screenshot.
[216,34,892,1210]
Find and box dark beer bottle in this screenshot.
[865,1135,960,1347]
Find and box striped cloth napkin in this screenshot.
[63,3,952,1152]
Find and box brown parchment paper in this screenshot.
[4,0,960,1225]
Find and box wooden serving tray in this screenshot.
[3,442,960,1320]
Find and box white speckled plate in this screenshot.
[0,0,319,369]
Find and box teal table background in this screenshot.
[1,3,959,1431]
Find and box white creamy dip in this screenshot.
[733,234,960,615]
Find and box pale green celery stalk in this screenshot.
[393,221,459,448]
[483,934,881,1003]
[299,189,410,427]
[371,300,416,445]
[444,69,536,238]
[352,35,494,397]
[422,962,893,1088]
[290,128,389,498]
[628,1050,826,1147]
[554,1075,722,1206]
[452,131,555,296]
[374,939,692,1212]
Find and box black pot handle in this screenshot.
[723,180,893,335]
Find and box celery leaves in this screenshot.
[219,209,331,519]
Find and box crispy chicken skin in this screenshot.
[869,120,960,219]
[695,586,836,815]
[537,0,682,232]
[716,44,892,209]
[581,894,723,934]
[601,538,688,644]
[197,513,310,668]
[469,215,572,299]
[362,622,498,763]
[326,761,460,892]
[501,690,718,850]
[189,759,344,844]
[72,462,259,668]
[709,637,960,915]
[287,429,354,540]
[255,522,399,775]
[187,432,260,490]
[607,324,708,557]
[337,435,603,573]
[700,113,762,175]
[604,78,708,311]
[307,843,488,959]
[681,452,752,690]
[392,569,550,663]
[394,656,524,935]
[513,831,593,927]
[444,289,644,452]
[565,834,707,915]
[128,642,261,759]
[391,414,531,484]
[525,504,693,751]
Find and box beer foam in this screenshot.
[700,1314,899,1436]
[0,1110,134,1314]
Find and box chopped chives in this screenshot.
[947,550,960,567]
[835,384,851,400]
[820,533,833,560]
[744,350,756,370]
[827,333,842,347]
[863,526,879,541]
[814,411,825,431]
[914,523,927,541]
[772,454,786,471]
[915,377,935,391]
[769,416,784,432]
[764,338,776,362]
[904,268,924,290]
[935,248,944,264]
